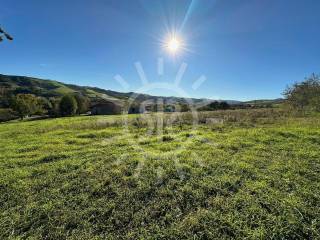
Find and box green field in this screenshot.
[1,110,320,239]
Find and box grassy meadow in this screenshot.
[0,109,320,239]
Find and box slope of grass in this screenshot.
[0,74,122,102]
[0,113,319,239]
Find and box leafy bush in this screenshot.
[162,135,174,141]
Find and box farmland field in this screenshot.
[0,110,320,239]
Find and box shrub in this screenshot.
[162,135,174,142]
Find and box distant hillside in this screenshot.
[0,74,242,106]
[0,74,128,103]
[244,99,284,107]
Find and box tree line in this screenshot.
[198,101,231,111]
[2,93,89,121]
[1,73,320,122]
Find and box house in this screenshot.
[128,100,152,114]
[91,99,123,115]
[128,105,142,114]
[165,105,176,112]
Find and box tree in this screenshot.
[198,101,230,111]
[209,101,219,110]
[0,86,12,108]
[37,97,52,114]
[0,108,17,122]
[10,94,43,119]
[59,95,78,116]
[48,98,60,117]
[74,94,89,114]
[219,101,230,110]
[180,104,190,112]
[283,74,320,112]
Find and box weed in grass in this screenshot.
[162,135,174,142]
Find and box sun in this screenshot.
[167,38,181,53]
[161,33,187,55]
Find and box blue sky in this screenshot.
[1,0,320,101]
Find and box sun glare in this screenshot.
[161,32,187,56]
[167,38,181,53]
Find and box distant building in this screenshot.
[91,99,123,115]
[127,102,177,114]
[128,105,142,114]
[128,100,153,114]
[91,99,178,115]
[165,105,176,112]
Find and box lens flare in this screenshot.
[159,32,188,56]
[167,38,180,53]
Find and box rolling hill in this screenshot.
[0,74,244,107]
